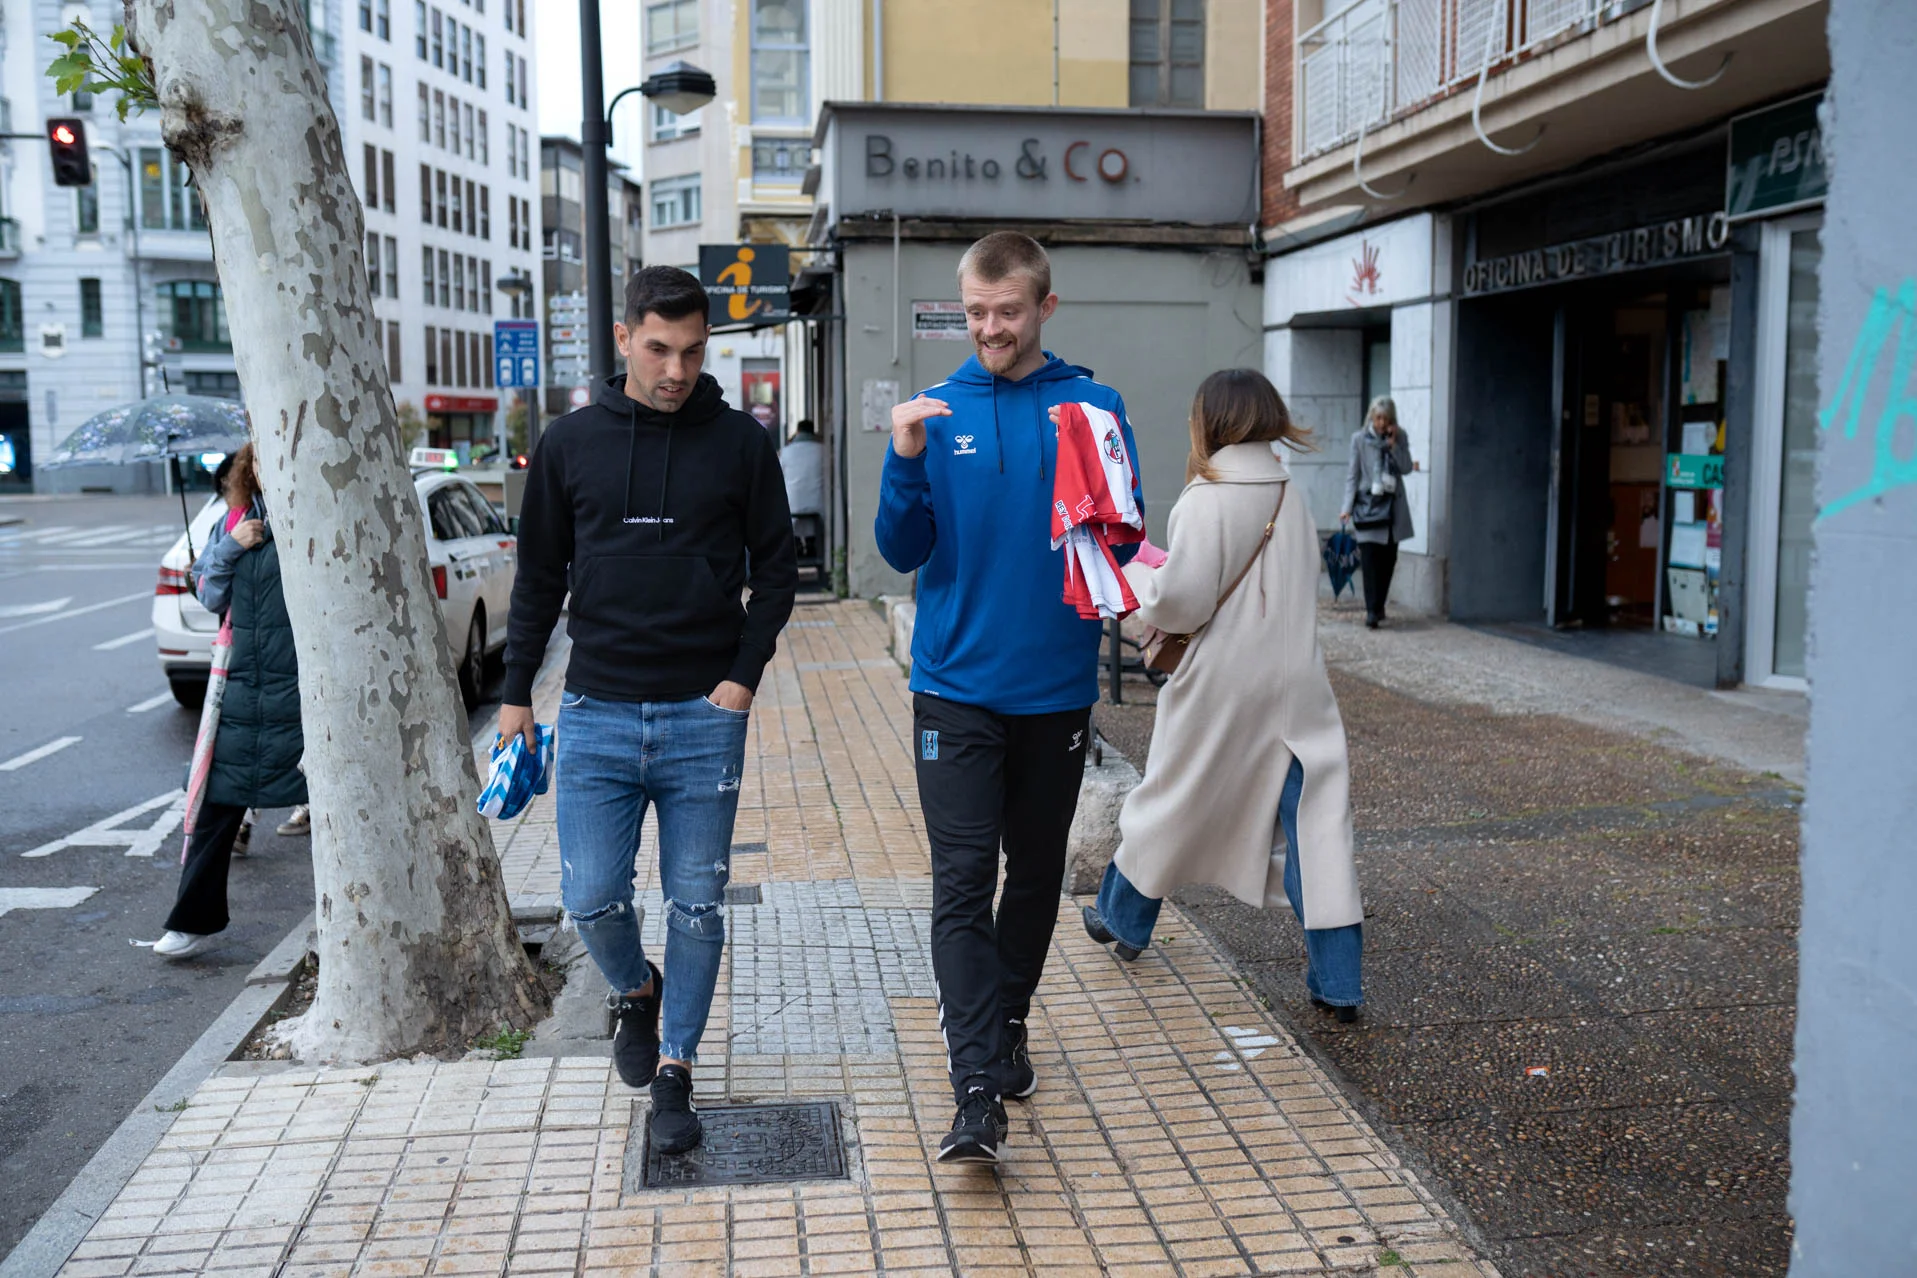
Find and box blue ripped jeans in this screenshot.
[555,692,748,1063]
[1096,756,1364,1006]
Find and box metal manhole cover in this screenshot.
[731,841,768,854]
[724,883,762,905]
[628,1101,848,1190]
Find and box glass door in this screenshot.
[1744,212,1822,688]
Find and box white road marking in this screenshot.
[127,691,176,713]
[0,597,72,618]
[0,886,100,918]
[22,791,186,859]
[0,736,82,772]
[62,529,155,548]
[0,525,73,544]
[32,525,133,546]
[93,627,156,651]
[0,591,149,637]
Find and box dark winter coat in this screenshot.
[194,512,307,810]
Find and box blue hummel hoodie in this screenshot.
[875,351,1143,715]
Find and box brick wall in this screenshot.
[1262,0,1301,227]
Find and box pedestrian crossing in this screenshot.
[0,522,182,552]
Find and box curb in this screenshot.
[0,921,313,1278]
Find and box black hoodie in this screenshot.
[502,373,797,705]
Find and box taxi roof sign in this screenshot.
[410,447,458,470]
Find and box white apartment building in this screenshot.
[347,0,541,462]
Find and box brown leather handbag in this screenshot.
[1141,484,1287,675]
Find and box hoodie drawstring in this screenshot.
[990,380,1004,475]
[617,404,675,542]
[657,422,673,543]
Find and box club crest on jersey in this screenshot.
[1103,427,1124,464]
[953,434,977,456]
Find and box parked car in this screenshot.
[154,466,517,708]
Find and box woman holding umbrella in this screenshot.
[155,444,307,960]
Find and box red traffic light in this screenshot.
[46,117,91,187]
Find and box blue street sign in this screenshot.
[494,320,539,388]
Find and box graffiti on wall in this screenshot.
[1819,278,1917,521]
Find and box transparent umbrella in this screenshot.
[39,394,250,470]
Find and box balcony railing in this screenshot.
[1297,0,1630,160]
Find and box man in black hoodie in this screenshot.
[501,266,796,1155]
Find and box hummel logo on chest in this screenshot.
[953,435,977,456]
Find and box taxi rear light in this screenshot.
[156,565,190,596]
[431,564,447,599]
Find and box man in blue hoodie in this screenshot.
[877,231,1143,1165]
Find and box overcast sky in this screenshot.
[535,7,648,176]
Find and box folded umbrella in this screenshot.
[1322,528,1361,599]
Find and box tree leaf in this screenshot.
[47,29,81,50]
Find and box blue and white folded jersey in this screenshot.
[477,724,554,820]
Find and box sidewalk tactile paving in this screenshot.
[62,600,1497,1277]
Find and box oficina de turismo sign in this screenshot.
[1463,210,1731,296]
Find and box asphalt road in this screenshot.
[0,493,506,1257]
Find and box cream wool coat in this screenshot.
[1112,442,1363,930]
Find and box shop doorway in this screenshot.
[0,394,29,491]
[1547,275,1731,644]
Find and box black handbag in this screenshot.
[1352,444,1400,530]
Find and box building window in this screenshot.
[652,101,701,143]
[448,94,461,154]
[184,370,242,399]
[453,253,466,310]
[385,235,399,298]
[361,56,376,120]
[646,0,698,54]
[438,248,451,306]
[752,135,808,188]
[415,0,427,58]
[434,89,446,148]
[359,0,373,31]
[751,0,809,126]
[461,25,473,82]
[441,330,453,388]
[504,50,516,105]
[364,144,381,209]
[76,177,99,235]
[156,281,230,352]
[425,323,438,382]
[450,177,463,233]
[477,110,488,164]
[480,260,492,310]
[518,129,529,176]
[465,179,477,234]
[431,7,443,68]
[420,162,433,222]
[0,279,21,354]
[478,186,490,239]
[382,150,397,213]
[422,244,435,304]
[651,174,701,228]
[475,34,486,89]
[80,278,103,338]
[387,319,402,381]
[1129,0,1204,108]
[139,149,206,232]
[378,63,394,126]
[463,103,475,160]
[455,328,468,385]
[436,169,448,227]
[482,333,493,388]
[418,82,430,141]
[367,232,383,295]
[377,0,391,40]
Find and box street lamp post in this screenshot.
[578,4,714,380]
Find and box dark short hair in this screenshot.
[624,265,709,327]
[795,419,817,436]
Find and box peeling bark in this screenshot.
[127,0,545,1061]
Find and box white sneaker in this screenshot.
[154,931,219,959]
[275,805,311,837]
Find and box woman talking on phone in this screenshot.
[1339,396,1416,630]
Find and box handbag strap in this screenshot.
[1213,483,1287,612]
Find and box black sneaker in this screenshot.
[649,1064,702,1155]
[936,1086,1007,1165]
[1001,1017,1037,1101]
[609,962,663,1088]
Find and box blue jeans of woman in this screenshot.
[1095,756,1363,1006]
[555,692,749,1063]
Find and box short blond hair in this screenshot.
[957,231,1052,304]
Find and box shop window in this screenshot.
[156,280,231,352]
[1129,0,1204,108]
[750,0,808,126]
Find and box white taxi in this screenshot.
[153,450,517,707]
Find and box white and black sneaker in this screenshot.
[154,931,219,960]
[1001,1018,1037,1100]
[936,1086,1007,1165]
[649,1064,702,1155]
[609,962,663,1089]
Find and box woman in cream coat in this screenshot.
[1081,369,1365,1018]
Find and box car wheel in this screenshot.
[459,608,486,707]
[169,677,206,710]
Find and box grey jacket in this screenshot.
[1342,426,1415,545]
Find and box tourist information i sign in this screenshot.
[494,319,539,389]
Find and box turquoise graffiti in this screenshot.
[1819,277,1917,521]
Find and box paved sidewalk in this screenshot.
[54,600,1495,1278]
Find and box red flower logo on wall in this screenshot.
[1349,240,1382,305]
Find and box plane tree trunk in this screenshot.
[126,0,546,1061]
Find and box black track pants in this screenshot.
[913,694,1090,1102]
[164,800,247,936]
[1360,539,1399,621]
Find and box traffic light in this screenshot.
[48,118,90,187]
